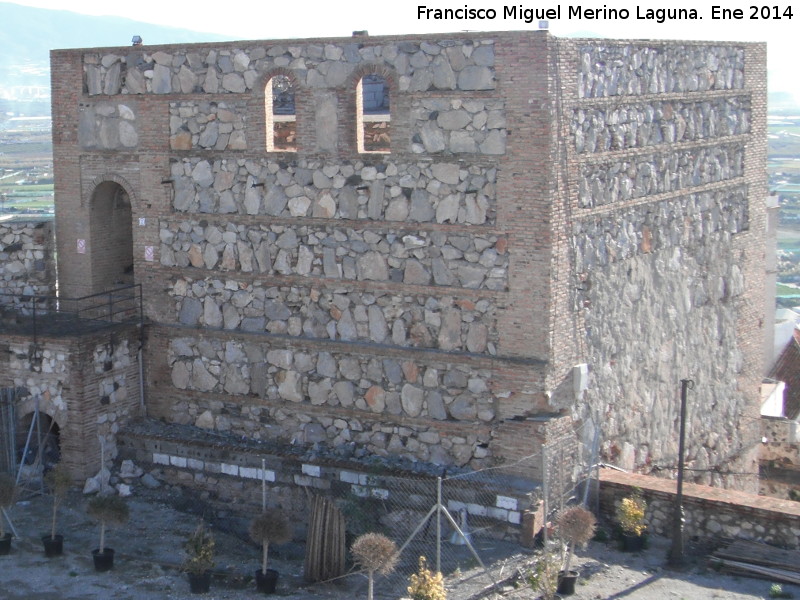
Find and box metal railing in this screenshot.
[0,284,143,337]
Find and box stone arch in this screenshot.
[88,175,136,292]
[350,64,396,154]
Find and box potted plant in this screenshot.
[555,505,597,595]
[351,532,399,600]
[249,508,292,594]
[42,463,72,557]
[615,491,647,552]
[183,523,215,594]
[408,555,446,600]
[0,473,16,555]
[86,493,129,571]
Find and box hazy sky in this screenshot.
[6,0,800,97]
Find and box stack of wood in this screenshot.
[710,539,800,585]
[304,494,346,582]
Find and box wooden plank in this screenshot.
[713,539,800,573]
[713,558,800,585]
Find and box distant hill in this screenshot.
[0,2,229,88]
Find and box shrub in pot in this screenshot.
[526,550,560,600]
[408,555,447,600]
[183,523,214,594]
[42,463,72,557]
[615,492,647,552]
[351,532,398,600]
[86,493,129,571]
[0,473,16,555]
[249,508,291,594]
[555,505,597,595]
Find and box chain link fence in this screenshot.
[319,421,600,598]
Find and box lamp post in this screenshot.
[668,378,694,568]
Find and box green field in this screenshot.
[0,141,52,155]
[777,282,800,297]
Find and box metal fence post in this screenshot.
[436,476,442,573]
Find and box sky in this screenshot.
[5,0,800,98]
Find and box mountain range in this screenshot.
[0,2,796,108]
[0,2,229,89]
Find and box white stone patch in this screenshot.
[302,464,321,477]
[340,470,370,485]
[488,507,509,521]
[508,511,521,525]
[153,453,170,465]
[170,455,187,468]
[448,500,467,513]
[467,503,488,517]
[221,463,239,476]
[496,495,518,511]
[187,458,205,471]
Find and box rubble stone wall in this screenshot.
[0,218,55,306]
[558,39,766,488]
[0,327,142,480]
[600,470,800,550]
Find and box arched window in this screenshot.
[265,75,296,152]
[357,74,390,153]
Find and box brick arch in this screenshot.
[15,396,66,470]
[262,69,303,153]
[257,67,303,96]
[16,396,67,430]
[85,173,139,210]
[347,63,397,91]
[87,176,136,292]
[349,64,396,154]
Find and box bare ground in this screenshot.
[1,486,797,600]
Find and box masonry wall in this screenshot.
[49,32,766,486]
[600,469,800,550]
[0,325,142,480]
[555,40,767,490]
[51,32,563,475]
[0,217,55,308]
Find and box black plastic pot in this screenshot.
[557,570,579,595]
[255,568,279,594]
[92,548,115,571]
[0,533,11,555]
[188,570,211,594]
[42,534,64,557]
[621,533,645,552]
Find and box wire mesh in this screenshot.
[312,420,600,598]
[0,388,17,476]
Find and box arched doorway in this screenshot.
[16,411,61,472]
[89,181,134,292]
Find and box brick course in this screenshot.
[44,32,767,488]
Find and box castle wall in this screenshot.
[556,40,767,489]
[0,217,55,308]
[48,33,767,486]
[0,326,142,480]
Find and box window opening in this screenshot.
[357,74,390,153]
[266,75,296,152]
